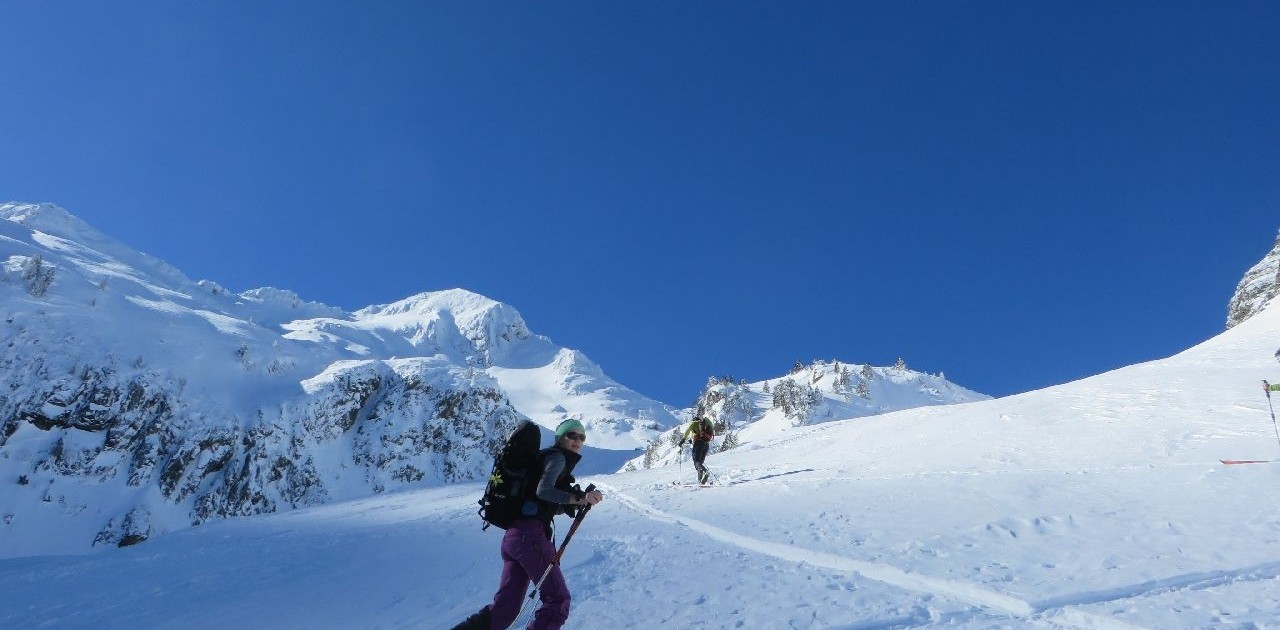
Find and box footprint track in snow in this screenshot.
[599,483,1278,629]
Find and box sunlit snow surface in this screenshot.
[3,292,1279,628]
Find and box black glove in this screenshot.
[678,440,686,447]
[564,486,587,517]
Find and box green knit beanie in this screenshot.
[555,418,586,439]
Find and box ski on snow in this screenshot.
[1220,459,1272,465]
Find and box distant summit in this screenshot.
[624,358,989,472]
[1226,231,1280,329]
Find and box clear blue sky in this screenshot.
[2,2,1278,407]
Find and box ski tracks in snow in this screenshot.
[598,483,1277,630]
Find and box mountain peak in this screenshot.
[2,201,193,289]
[624,358,989,473]
[2,201,78,223]
[359,288,502,319]
[1226,231,1280,329]
[354,288,532,354]
[2,202,109,245]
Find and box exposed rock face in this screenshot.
[2,347,520,551]
[1227,233,1280,329]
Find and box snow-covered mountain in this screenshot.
[0,202,678,555]
[2,234,1277,629]
[285,289,679,450]
[625,360,989,472]
[1,202,992,556]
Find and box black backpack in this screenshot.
[477,420,543,530]
[694,417,715,441]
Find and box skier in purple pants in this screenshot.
[452,419,605,630]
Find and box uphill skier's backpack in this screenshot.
[477,420,543,530]
[694,417,714,441]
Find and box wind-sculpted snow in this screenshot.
[1,202,191,289]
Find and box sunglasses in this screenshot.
[563,432,587,443]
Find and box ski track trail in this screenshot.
[667,461,1230,491]
[598,483,1279,630]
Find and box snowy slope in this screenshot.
[3,277,1277,628]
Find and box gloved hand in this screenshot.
[678,440,686,447]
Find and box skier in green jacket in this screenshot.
[678,415,716,484]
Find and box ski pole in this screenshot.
[1264,381,1280,452]
[505,484,597,630]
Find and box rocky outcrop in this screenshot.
[4,355,519,549]
[1227,232,1280,329]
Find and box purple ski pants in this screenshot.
[486,518,570,630]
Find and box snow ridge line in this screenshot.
[599,483,1037,618]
